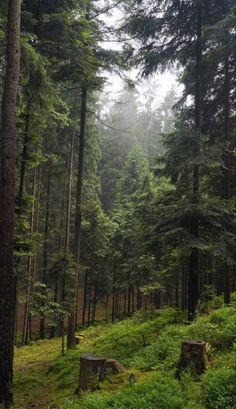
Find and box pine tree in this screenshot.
[0,0,21,406]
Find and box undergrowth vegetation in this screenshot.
[13,298,236,409]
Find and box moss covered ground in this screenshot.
[13,297,236,409]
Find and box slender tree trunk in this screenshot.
[137,287,142,310]
[118,291,122,319]
[87,285,92,326]
[115,289,119,318]
[92,291,97,324]
[57,180,67,339]
[15,92,32,345]
[188,3,202,320]
[0,0,21,406]
[50,277,59,339]
[82,271,88,327]
[175,270,179,309]
[131,285,135,314]
[127,286,131,315]
[112,261,117,322]
[123,292,127,315]
[21,165,37,345]
[33,168,42,283]
[67,87,87,349]
[18,105,31,210]
[223,40,231,304]
[40,167,51,339]
[181,267,185,311]
[105,295,109,322]
[61,131,74,355]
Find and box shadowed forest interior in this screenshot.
[0,1,236,408]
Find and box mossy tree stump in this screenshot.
[78,354,106,392]
[76,355,125,393]
[176,340,208,379]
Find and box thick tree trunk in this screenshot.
[67,87,87,349]
[0,0,21,406]
[188,3,202,320]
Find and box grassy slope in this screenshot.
[13,300,236,409]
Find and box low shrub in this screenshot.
[201,366,236,409]
[61,373,196,409]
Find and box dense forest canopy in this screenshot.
[0,0,236,407]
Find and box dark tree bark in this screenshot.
[67,87,87,349]
[188,3,202,320]
[0,0,21,406]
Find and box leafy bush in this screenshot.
[201,366,236,409]
[131,324,185,369]
[61,373,195,409]
[91,308,185,366]
[188,306,236,350]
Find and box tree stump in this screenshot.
[105,358,125,375]
[78,354,106,392]
[176,340,208,379]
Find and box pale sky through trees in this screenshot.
[99,2,183,110]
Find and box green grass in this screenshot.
[13,303,236,409]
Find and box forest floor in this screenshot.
[13,296,236,409]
